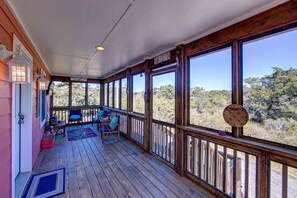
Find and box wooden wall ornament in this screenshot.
[223,104,248,127]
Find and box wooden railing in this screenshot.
[186,134,254,197]
[152,120,175,165]
[130,115,145,145]
[52,106,297,197]
[181,126,297,198]
[118,114,127,134]
[51,106,101,124]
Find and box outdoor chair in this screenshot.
[68,109,82,125]
[99,115,120,144]
[92,108,110,130]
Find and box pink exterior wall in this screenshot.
[0,62,12,198]
[0,0,50,196]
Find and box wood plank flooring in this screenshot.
[32,125,215,198]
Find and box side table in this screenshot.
[46,121,66,137]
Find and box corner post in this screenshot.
[144,59,151,153]
[127,68,132,140]
[175,44,185,175]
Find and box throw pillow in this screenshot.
[97,110,105,117]
[109,116,118,130]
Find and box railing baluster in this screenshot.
[169,126,172,163]
[198,138,202,178]
[206,141,209,183]
[223,146,227,193]
[193,137,197,175]
[282,164,288,198]
[233,150,237,197]
[214,144,218,187]
[245,153,249,198]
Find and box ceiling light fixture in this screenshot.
[95,46,105,51]
[79,0,135,75]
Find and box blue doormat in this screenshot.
[23,168,65,198]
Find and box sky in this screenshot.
[133,28,297,92]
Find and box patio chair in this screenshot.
[91,107,109,130]
[99,115,120,144]
[68,109,82,125]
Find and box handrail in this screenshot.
[152,119,175,128]
[128,112,146,119]
[103,107,128,115]
[179,125,297,166]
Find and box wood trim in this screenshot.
[232,40,241,138]
[127,68,132,140]
[119,78,122,109]
[144,60,151,153]
[176,45,185,175]
[282,164,288,198]
[180,125,297,164]
[100,82,104,106]
[85,82,88,106]
[184,1,297,56]
[69,81,72,107]
[51,75,70,82]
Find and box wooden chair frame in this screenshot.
[99,122,120,144]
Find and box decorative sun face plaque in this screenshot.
[223,104,249,127]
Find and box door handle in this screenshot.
[18,113,25,124]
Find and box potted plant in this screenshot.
[41,130,55,149]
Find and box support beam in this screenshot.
[144,60,151,153]
[176,44,185,175]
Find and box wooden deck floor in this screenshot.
[32,125,215,198]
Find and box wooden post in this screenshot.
[176,44,185,175]
[100,81,104,106]
[144,60,151,153]
[127,68,132,140]
[232,40,241,138]
[258,154,268,198]
[69,81,72,107]
[119,78,122,109]
[85,82,88,106]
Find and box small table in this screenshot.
[46,121,66,137]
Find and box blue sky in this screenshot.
[133,28,297,92]
[190,47,232,91]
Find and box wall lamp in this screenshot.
[0,44,31,84]
[34,70,47,90]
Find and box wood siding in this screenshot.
[0,0,50,196]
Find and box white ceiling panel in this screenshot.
[7,0,288,78]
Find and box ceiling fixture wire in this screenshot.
[80,0,135,74]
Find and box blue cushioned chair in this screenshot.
[99,115,120,144]
[92,108,110,131]
[68,110,82,125]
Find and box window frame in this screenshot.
[87,82,101,106]
[187,44,234,134]
[238,24,297,149]
[132,72,145,115]
[40,70,47,127]
[114,80,120,109]
[120,77,128,111]
[71,81,87,107]
[151,67,177,124]
[52,81,70,108]
[104,83,108,106]
[108,81,114,108]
